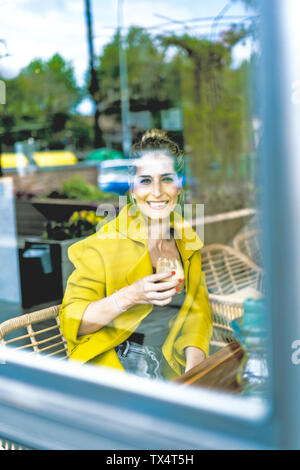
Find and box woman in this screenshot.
[59,130,212,380]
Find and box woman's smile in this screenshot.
[146,200,169,209]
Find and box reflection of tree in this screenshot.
[159,35,231,107]
[95,24,255,193]
[0,54,85,149]
[159,28,253,193]
[96,27,177,121]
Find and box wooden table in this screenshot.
[174,341,245,393]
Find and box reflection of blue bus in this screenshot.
[98,159,135,195]
[98,158,187,196]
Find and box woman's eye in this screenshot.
[162,177,174,182]
[140,178,151,184]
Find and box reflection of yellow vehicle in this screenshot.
[1,151,77,169]
[0,153,29,169]
[33,151,77,167]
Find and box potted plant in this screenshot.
[41,210,104,292]
[31,175,119,222]
[23,210,104,299]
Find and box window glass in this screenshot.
[0,0,269,404]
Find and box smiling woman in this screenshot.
[59,129,213,380]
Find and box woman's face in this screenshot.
[131,151,182,221]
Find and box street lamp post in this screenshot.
[117,0,132,157]
[84,0,103,148]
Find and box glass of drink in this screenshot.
[156,257,184,294]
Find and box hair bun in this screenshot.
[131,128,184,175]
[141,129,168,144]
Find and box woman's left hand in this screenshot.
[184,346,206,373]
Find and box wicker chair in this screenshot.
[0,304,68,450]
[0,299,237,356]
[0,304,68,360]
[201,243,265,350]
[201,243,264,295]
[233,230,263,268]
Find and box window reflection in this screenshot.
[0,0,268,397]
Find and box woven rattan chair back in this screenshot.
[201,243,264,295]
[0,305,68,450]
[233,230,263,267]
[0,304,68,360]
[201,244,265,351]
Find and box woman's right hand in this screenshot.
[126,271,180,306]
[78,271,181,336]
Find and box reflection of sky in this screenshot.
[0,0,255,114]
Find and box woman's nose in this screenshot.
[152,180,162,197]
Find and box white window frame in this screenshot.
[0,0,299,450]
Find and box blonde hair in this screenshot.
[131,129,184,175]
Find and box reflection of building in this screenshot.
[161,108,183,132]
[98,107,184,151]
[130,111,153,130]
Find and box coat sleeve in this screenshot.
[59,236,106,348]
[173,251,213,363]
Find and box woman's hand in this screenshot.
[78,272,180,336]
[184,346,206,373]
[126,271,180,306]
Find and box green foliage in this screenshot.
[66,115,94,150]
[17,53,82,116]
[159,31,255,189]
[1,53,83,149]
[59,175,117,201]
[97,27,175,113]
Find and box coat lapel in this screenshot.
[126,247,153,286]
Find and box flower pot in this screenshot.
[20,237,84,308]
[30,198,102,222]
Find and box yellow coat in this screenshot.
[59,203,213,379]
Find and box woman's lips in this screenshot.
[146,201,169,210]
